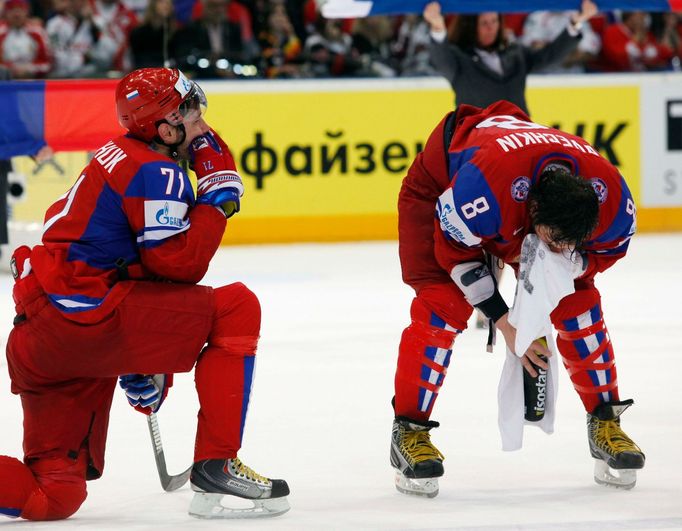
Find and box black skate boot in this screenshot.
[390,417,444,498]
[189,458,290,518]
[588,399,645,489]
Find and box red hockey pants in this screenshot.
[2,278,260,520]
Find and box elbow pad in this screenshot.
[451,261,508,323]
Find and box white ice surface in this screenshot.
[1,234,681,530]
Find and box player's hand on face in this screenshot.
[189,129,244,218]
[183,117,210,145]
[178,117,210,160]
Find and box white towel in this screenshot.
[497,234,578,451]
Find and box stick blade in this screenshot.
[161,466,192,492]
[147,412,193,492]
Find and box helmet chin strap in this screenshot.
[153,122,187,158]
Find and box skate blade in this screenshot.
[593,460,637,490]
[394,471,439,498]
[189,492,290,519]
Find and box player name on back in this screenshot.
[496,132,600,155]
[94,141,128,174]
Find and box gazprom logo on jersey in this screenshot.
[438,202,467,243]
[145,200,188,230]
[156,202,185,227]
[437,189,482,246]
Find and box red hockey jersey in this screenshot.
[29,134,229,324]
[399,101,636,290]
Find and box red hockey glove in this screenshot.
[189,130,244,218]
[118,374,173,415]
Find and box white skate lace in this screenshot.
[229,458,269,484]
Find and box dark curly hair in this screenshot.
[528,166,599,250]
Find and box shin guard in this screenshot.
[554,303,619,413]
[394,298,460,421]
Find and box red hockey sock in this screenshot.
[394,295,462,421]
[552,290,619,413]
[194,283,261,462]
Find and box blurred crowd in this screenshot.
[0,0,681,80]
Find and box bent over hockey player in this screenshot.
[0,68,289,520]
[391,100,644,497]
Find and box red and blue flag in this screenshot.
[0,79,123,159]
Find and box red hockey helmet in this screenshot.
[116,68,207,142]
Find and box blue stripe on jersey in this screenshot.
[125,161,194,249]
[448,147,479,181]
[430,312,446,328]
[590,176,636,245]
[67,181,139,269]
[48,292,106,313]
[0,507,21,518]
[239,355,256,444]
[451,163,501,237]
[125,161,196,203]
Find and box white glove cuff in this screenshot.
[197,171,244,197]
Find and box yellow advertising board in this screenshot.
[527,85,640,204]
[207,86,452,243]
[9,78,680,245]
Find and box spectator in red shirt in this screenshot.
[600,11,674,71]
[0,0,51,78]
[652,11,682,69]
[88,0,137,72]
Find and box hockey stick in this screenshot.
[147,412,192,492]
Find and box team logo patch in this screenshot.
[145,200,188,229]
[175,70,193,97]
[511,176,531,202]
[590,178,608,204]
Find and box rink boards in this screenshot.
[10,73,682,244]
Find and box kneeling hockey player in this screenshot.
[0,68,289,520]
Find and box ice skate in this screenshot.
[587,399,645,490]
[189,458,290,519]
[390,417,444,498]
